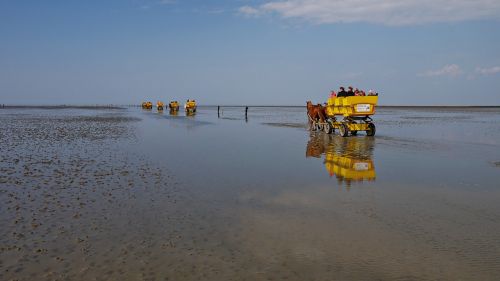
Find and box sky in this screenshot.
[1,0,499,106]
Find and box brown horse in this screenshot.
[306,101,326,123]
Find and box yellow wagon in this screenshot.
[142,101,153,110]
[169,101,180,111]
[321,96,378,137]
[157,101,164,111]
[185,100,197,114]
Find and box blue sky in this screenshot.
[1,0,499,105]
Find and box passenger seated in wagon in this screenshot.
[337,87,347,97]
[347,86,355,96]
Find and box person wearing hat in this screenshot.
[337,86,348,97]
[347,86,355,97]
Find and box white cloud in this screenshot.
[241,0,500,25]
[419,64,463,77]
[475,66,500,75]
[238,6,262,17]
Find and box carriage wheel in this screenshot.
[339,123,349,137]
[366,123,376,136]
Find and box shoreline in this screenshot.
[0,105,125,110]
[1,105,499,109]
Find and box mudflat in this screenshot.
[1,106,500,280]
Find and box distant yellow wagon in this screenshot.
[310,96,378,137]
[169,101,180,111]
[142,101,153,110]
[185,100,197,114]
[157,101,164,111]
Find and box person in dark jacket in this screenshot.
[347,86,355,96]
[337,86,347,97]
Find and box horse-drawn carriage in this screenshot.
[157,101,164,111]
[169,101,180,112]
[307,96,378,137]
[185,100,197,115]
[142,101,153,110]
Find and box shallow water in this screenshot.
[1,106,500,280]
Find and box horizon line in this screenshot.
[1,104,500,109]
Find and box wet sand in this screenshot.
[0,109,193,280]
[1,106,500,280]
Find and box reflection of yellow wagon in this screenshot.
[306,132,376,185]
[325,154,375,182]
[185,100,197,114]
[314,96,378,137]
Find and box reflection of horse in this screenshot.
[306,101,326,123]
[306,132,329,158]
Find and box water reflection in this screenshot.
[306,132,376,185]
